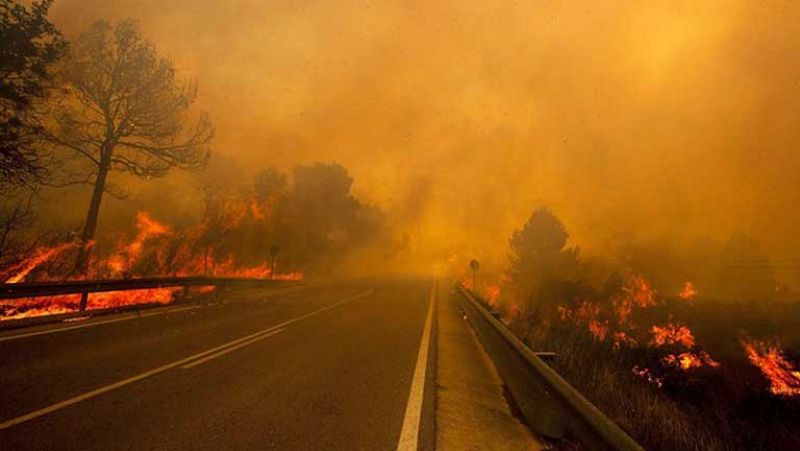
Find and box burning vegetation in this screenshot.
[3,1,800,447]
[1,160,390,320]
[463,207,800,450]
[742,338,800,397]
[0,9,390,322]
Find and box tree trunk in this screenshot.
[75,146,113,310]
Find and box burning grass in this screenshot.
[477,275,800,450]
[0,288,180,321]
[742,338,800,397]
[1,206,303,321]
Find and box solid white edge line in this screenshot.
[0,289,373,430]
[180,328,285,369]
[396,279,436,451]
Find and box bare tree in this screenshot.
[0,0,66,193]
[0,196,34,262]
[45,19,213,280]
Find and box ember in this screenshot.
[632,365,664,388]
[678,282,698,301]
[662,351,719,370]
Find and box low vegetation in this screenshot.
[472,207,800,450]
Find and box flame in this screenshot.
[193,285,217,294]
[201,258,270,278]
[459,277,500,307]
[588,320,609,341]
[741,338,800,396]
[0,294,80,320]
[559,301,615,343]
[1,207,303,321]
[626,275,657,308]
[651,323,696,348]
[678,281,697,301]
[272,271,304,281]
[88,288,180,310]
[662,351,720,370]
[554,274,725,385]
[250,198,266,220]
[107,212,171,274]
[210,193,272,232]
[613,275,657,324]
[485,284,501,308]
[575,301,601,322]
[0,288,180,321]
[2,242,78,283]
[613,331,638,348]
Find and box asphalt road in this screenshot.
[0,279,433,450]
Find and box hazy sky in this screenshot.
[48,0,800,274]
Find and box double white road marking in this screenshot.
[0,289,373,430]
[180,328,285,369]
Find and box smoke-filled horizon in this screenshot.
[45,0,800,279]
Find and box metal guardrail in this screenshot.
[0,277,297,300]
[455,283,643,451]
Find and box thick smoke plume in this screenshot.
[38,0,800,284]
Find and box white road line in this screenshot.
[0,289,373,430]
[180,328,284,369]
[396,279,437,451]
[0,305,202,343]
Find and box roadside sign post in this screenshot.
[469,259,480,292]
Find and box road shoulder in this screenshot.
[435,282,543,450]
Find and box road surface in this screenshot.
[0,279,434,450]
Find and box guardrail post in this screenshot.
[79,291,89,311]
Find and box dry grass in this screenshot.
[513,317,800,450]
